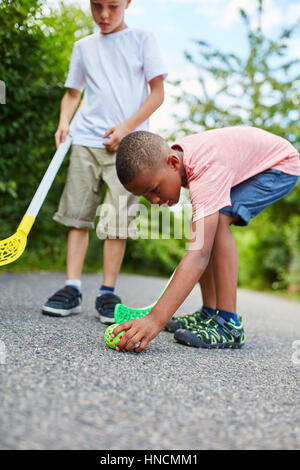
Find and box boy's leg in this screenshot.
[199,259,217,310]
[42,145,103,317]
[212,170,299,313]
[102,237,127,287]
[174,213,245,348]
[42,228,89,317]
[95,234,127,324]
[212,213,239,313]
[165,260,217,333]
[169,214,235,317]
[66,228,89,280]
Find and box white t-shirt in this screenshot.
[65,28,167,148]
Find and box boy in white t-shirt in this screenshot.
[42,0,167,322]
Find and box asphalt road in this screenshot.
[0,271,300,450]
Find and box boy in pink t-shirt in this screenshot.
[111,127,300,352]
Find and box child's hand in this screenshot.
[103,122,131,152]
[111,315,163,353]
[55,119,70,149]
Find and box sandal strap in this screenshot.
[210,313,242,339]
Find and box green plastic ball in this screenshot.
[104,323,126,350]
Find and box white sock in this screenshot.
[65,279,82,293]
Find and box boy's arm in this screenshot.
[112,212,220,353]
[103,75,164,152]
[55,88,81,149]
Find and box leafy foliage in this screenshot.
[0,0,95,270]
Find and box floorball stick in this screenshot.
[0,107,82,266]
[114,270,176,323]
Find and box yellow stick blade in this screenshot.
[0,231,27,266]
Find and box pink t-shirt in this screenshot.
[174,127,300,221]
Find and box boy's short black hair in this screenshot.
[116,131,167,185]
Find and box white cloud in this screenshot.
[47,0,90,11]
[194,0,222,17]
[127,6,145,17]
[161,24,176,33]
[194,0,286,32]
[287,38,300,58]
[220,0,257,29]
[285,3,300,24]
[155,0,208,3]
[150,75,223,134]
[260,7,282,30]
[149,82,178,133]
[160,52,194,81]
[249,0,282,31]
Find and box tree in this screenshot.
[0,0,94,269]
[172,0,300,292]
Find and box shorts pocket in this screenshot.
[251,171,278,191]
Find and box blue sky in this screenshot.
[47,0,300,131]
[128,0,300,75]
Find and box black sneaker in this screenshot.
[95,293,121,325]
[42,286,82,317]
[165,306,214,333]
[174,312,245,349]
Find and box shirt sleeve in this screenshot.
[64,42,86,91]
[188,164,234,222]
[142,32,168,83]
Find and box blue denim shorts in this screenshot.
[220,169,299,226]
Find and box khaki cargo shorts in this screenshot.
[53,145,139,238]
